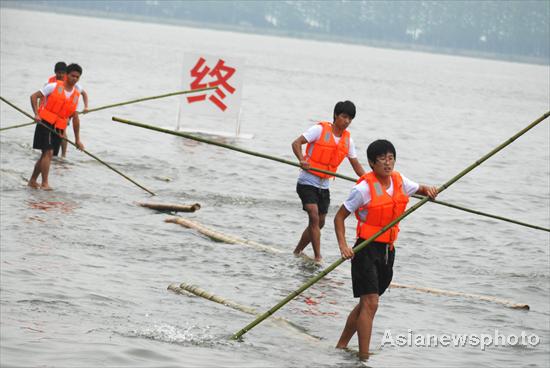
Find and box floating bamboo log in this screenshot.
[165,217,283,254]
[390,283,529,310]
[167,215,530,310]
[138,202,201,213]
[167,282,320,341]
[112,116,550,233]
[231,112,548,339]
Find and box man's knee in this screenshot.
[359,294,379,314]
[304,205,320,225]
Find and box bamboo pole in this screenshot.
[112,116,549,233]
[167,282,321,341]
[389,283,529,310]
[0,87,216,132]
[0,121,35,132]
[80,86,216,114]
[230,111,549,340]
[165,217,283,254]
[0,96,155,196]
[138,202,201,212]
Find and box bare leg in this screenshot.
[28,155,43,188]
[294,227,311,254]
[357,294,379,359]
[335,294,379,360]
[293,204,326,261]
[336,303,360,348]
[61,131,68,158]
[38,149,54,190]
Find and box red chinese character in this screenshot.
[186,57,236,111]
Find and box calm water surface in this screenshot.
[1,8,549,368]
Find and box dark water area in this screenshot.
[1,8,549,368]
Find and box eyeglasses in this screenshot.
[375,155,395,164]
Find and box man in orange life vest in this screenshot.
[334,139,438,359]
[46,61,89,158]
[292,101,365,262]
[28,63,85,190]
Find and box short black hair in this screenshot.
[66,63,82,75]
[54,62,67,73]
[367,139,396,164]
[333,100,356,119]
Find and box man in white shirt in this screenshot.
[45,61,89,158]
[291,101,365,262]
[28,63,85,190]
[334,139,437,359]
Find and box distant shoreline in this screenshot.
[3,3,548,66]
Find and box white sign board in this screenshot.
[179,53,244,120]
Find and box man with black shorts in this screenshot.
[28,63,85,190]
[45,61,89,158]
[334,139,438,359]
[291,101,365,262]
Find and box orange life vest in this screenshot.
[355,171,410,245]
[304,122,350,179]
[38,81,80,130]
[39,77,59,109]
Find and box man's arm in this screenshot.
[71,112,84,150]
[334,205,354,259]
[416,184,438,200]
[349,157,365,177]
[81,90,89,113]
[30,91,44,122]
[291,135,310,169]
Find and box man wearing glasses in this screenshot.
[334,139,438,359]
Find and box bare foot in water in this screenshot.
[27,180,39,189]
[40,184,53,191]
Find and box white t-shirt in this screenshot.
[297,124,358,189]
[41,82,83,99]
[343,174,419,215]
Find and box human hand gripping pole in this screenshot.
[0,96,156,196]
[230,111,549,340]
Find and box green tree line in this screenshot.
[3,0,548,62]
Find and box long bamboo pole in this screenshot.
[0,87,216,132]
[81,86,216,114]
[230,111,549,340]
[0,97,155,196]
[0,121,36,132]
[112,116,550,233]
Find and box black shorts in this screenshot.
[296,183,330,214]
[32,121,62,152]
[351,239,395,297]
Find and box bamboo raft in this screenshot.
[168,282,320,341]
[138,202,201,213]
[165,217,283,254]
